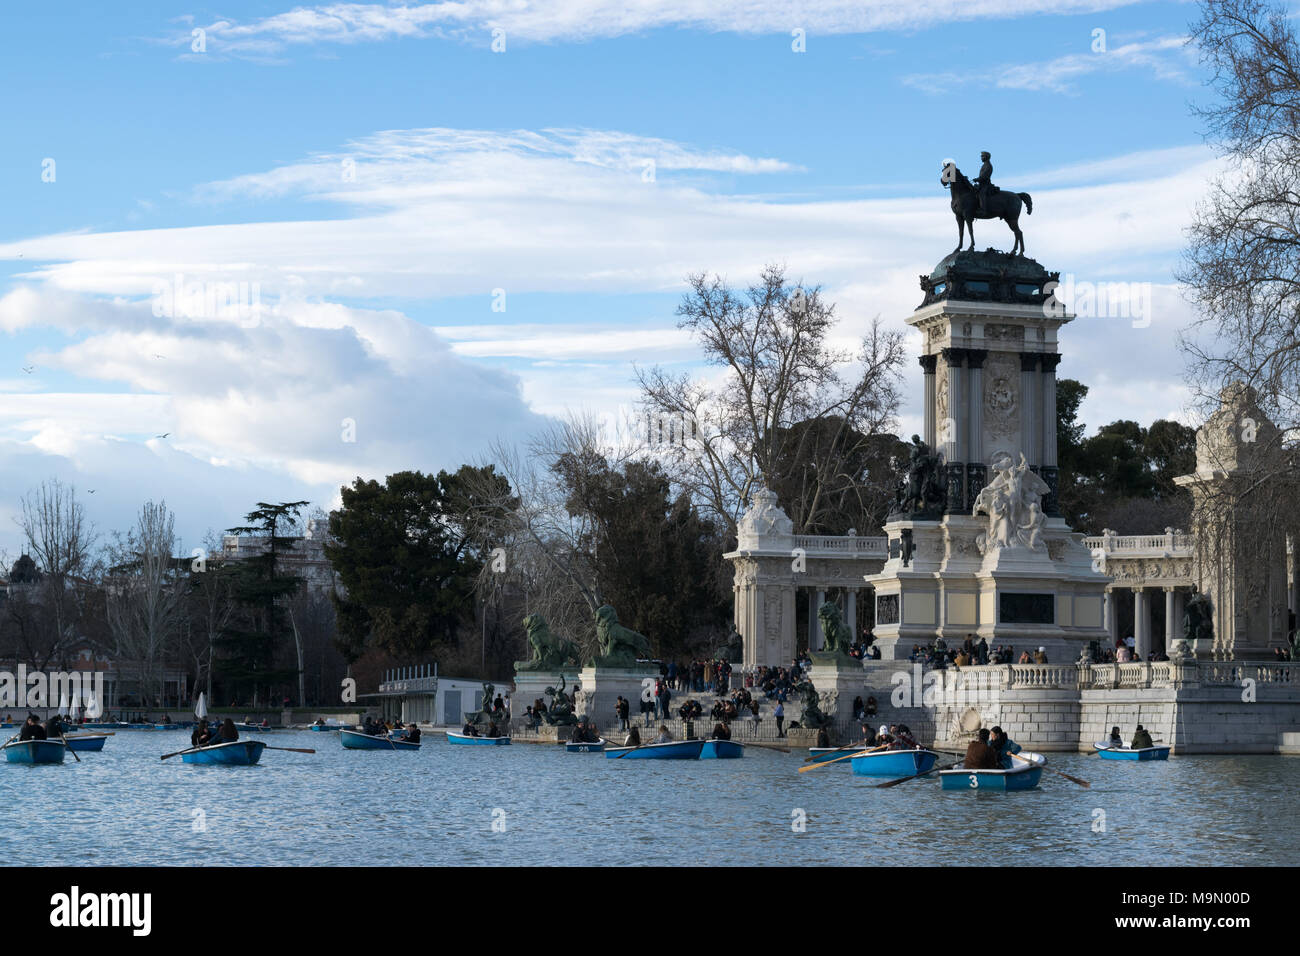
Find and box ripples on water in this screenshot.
[4,731,1296,866]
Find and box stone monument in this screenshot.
[1175,382,1292,660]
[512,613,585,728]
[865,249,1109,661]
[577,604,658,730]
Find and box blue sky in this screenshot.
[0,0,1223,556]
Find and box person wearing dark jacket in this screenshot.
[214,718,239,744]
[1131,725,1154,749]
[711,721,731,741]
[191,719,211,747]
[19,715,46,741]
[402,723,421,743]
[963,728,1001,769]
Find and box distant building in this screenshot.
[221,517,341,597]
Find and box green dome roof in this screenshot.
[919,250,1058,309]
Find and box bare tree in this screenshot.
[185,531,235,701]
[636,264,906,537]
[1182,0,1300,429]
[105,501,185,707]
[16,479,96,667]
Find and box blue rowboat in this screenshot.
[1094,741,1171,761]
[235,723,273,733]
[565,738,606,753]
[699,739,744,759]
[850,747,938,777]
[180,740,267,765]
[605,739,705,760]
[940,751,1046,791]
[340,729,420,750]
[3,739,67,764]
[63,734,108,752]
[447,731,510,746]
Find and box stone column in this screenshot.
[1040,354,1061,514]
[1040,354,1060,467]
[1019,353,1040,465]
[1104,588,1118,643]
[920,354,937,449]
[807,589,817,653]
[942,348,966,510]
[1134,588,1151,660]
[942,348,965,462]
[967,349,986,464]
[966,349,988,505]
[845,587,858,643]
[1163,586,1177,655]
[815,589,826,650]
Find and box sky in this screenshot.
[0,0,1224,557]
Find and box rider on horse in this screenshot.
[975,151,994,215]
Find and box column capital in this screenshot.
[941,346,968,367]
[1041,353,1062,373]
[918,354,938,374]
[966,348,988,370]
[1019,352,1039,372]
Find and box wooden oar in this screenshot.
[802,745,860,763]
[797,743,887,773]
[57,729,80,763]
[1012,751,1090,788]
[161,745,201,760]
[263,745,316,754]
[875,762,956,788]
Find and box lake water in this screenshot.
[5,731,1297,866]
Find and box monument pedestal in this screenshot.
[804,655,867,736]
[512,669,578,721]
[578,664,658,730]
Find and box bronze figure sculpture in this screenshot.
[941,157,1033,256]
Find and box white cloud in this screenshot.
[905,35,1196,95]
[177,1,1148,56]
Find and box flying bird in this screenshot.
[21,365,34,373]
[156,433,170,439]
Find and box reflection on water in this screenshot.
[4,732,1296,866]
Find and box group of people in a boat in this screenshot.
[16,713,68,740]
[191,718,242,748]
[360,715,420,742]
[460,720,504,738]
[1108,724,1155,749]
[962,726,1023,769]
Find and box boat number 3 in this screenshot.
[968,774,979,788]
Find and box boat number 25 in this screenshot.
[968,774,980,788]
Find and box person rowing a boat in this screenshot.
[654,725,673,744]
[461,720,480,737]
[46,713,65,738]
[19,714,46,741]
[1108,725,1123,747]
[624,726,642,747]
[711,720,731,741]
[1131,724,1154,749]
[962,728,1001,769]
[192,719,213,747]
[891,724,918,751]
[210,718,239,746]
[988,725,1021,768]
[401,722,421,743]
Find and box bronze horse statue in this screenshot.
[941,162,1033,256]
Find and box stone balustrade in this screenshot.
[1082,530,1194,556]
[790,534,888,556]
[913,659,1300,691]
